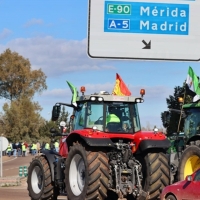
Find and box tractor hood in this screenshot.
[70,129,167,140]
[67,129,170,153]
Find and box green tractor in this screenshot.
[164,98,200,183]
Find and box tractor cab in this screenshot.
[52,87,145,134]
[182,102,200,140]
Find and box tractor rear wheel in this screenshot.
[178,142,200,181]
[65,144,109,200]
[137,151,170,200]
[27,155,59,200]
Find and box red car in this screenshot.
[160,168,200,200]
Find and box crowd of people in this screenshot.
[5,140,60,157]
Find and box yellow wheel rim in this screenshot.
[184,155,200,178]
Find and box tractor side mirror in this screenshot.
[51,105,61,121]
[70,115,75,121]
[50,127,57,133]
[50,127,62,137]
[186,175,193,182]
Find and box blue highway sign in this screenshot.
[88,0,200,61]
[104,2,189,35]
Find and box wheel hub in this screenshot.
[69,154,86,196]
[31,166,43,194]
[184,155,200,178]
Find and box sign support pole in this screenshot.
[0,136,8,178]
[0,137,2,177]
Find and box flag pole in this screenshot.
[177,83,186,133]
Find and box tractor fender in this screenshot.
[66,133,115,148]
[186,134,200,145]
[80,136,115,147]
[136,139,171,154]
[40,149,62,181]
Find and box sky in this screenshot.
[0,0,199,129]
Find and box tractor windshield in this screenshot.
[104,102,141,133]
[184,108,200,138]
[73,101,141,133]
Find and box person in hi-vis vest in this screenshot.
[45,142,50,150]
[105,106,120,132]
[22,143,26,157]
[54,140,59,152]
[7,143,12,157]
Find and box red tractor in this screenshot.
[27,87,170,200]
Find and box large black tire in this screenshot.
[178,141,200,181]
[27,155,59,200]
[65,144,109,200]
[137,151,170,200]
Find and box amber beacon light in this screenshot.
[140,89,145,97]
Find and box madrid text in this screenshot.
[140,5,189,34]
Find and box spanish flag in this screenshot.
[112,73,131,96]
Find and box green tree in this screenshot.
[38,120,58,143]
[0,48,47,101]
[1,96,45,142]
[161,84,192,136]
[0,49,48,142]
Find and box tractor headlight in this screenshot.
[90,97,96,101]
[135,98,144,103]
[90,96,104,101]
[98,97,103,101]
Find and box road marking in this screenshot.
[4,167,19,171]
[3,157,17,163]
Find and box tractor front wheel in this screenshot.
[27,155,59,200]
[178,143,200,181]
[65,144,109,200]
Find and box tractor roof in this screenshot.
[77,91,144,103]
[183,101,200,109]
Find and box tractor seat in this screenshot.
[107,122,121,132]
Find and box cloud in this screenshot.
[40,88,70,98]
[37,82,115,100]
[24,18,44,27]
[129,85,174,100]
[0,28,12,40]
[39,82,173,102]
[0,36,116,76]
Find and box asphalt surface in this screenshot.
[0,154,67,200]
[1,154,32,177]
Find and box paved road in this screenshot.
[0,177,67,200]
[0,155,67,200]
[2,154,33,177]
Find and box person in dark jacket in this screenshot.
[12,143,17,157]
[17,142,22,157]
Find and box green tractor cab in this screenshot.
[164,99,200,183]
